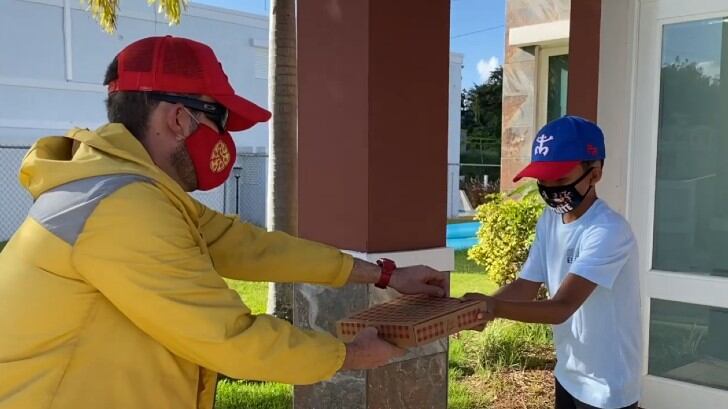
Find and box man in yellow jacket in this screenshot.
[0,36,448,409]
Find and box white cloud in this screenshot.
[476,56,500,83]
[696,60,721,80]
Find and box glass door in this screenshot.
[630,1,728,407]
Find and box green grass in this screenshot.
[454,249,483,274]
[448,367,491,409]
[447,320,554,408]
[451,249,496,298]
[451,320,553,373]
[450,272,496,298]
[225,280,268,314]
[215,380,292,409]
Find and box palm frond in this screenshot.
[149,0,189,27]
[83,0,188,33]
[84,0,120,33]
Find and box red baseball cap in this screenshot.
[108,36,271,132]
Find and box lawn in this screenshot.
[218,250,555,409]
[224,280,269,315]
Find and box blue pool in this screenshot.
[446,222,480,250]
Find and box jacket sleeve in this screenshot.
[71,183,346,384]
[195,201,353,287]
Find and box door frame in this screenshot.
[628,0,728,407]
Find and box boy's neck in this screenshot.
[562,190,598,224]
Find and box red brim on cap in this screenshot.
[214,94,272,132]
[512,161,581,183]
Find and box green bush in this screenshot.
[467,184,544,288]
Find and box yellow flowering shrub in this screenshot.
[467,185,544,288]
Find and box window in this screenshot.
[649,299,728,390]
[652,17,728,276]
[537,46,569,128]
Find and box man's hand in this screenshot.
[388,265,448,297]
[461,292,496,331]
[348,259,448,297]
[340,327,407,371]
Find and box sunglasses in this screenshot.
[148,92,229,133]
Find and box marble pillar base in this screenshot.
[293,247,454,409]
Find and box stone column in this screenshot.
[500,0,572,190]
[295,0,452,407]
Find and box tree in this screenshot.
[265,0,297,322]
[461,66,502,146]
[460,66,503,189]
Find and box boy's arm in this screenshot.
[467,222,635,325]
[466,274,597,325]
[465,278,544,330]
[492,278,543,302]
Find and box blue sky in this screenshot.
[451,0,505,89]
[192,0,505,90]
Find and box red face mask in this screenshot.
[183,122,236,191]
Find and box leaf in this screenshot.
[83,0,188,33]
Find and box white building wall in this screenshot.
[0,0,465,237]
[0,0,269,238]
[596,0,636,216]
[0,0,269,148]
[447,52,464,218]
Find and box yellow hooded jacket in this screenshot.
[0,124,352,409]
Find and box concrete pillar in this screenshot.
[295,0,452,407]
[500,0,571,190]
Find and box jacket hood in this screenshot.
[19,123,197,215]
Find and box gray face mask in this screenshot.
[537,168,593,214]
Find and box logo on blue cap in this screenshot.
[531,116,605,162]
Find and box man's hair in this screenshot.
[103,57,160,140]
[581,160,604,170]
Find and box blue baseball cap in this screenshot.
[513,115,605,182]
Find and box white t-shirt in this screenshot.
[519,199,642,409]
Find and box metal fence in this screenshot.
[227,153,268,228]
[0,146,269,241]
[0,146,33,241]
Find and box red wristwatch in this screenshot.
[375,258,397,289]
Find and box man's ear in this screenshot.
[164,104,188,139]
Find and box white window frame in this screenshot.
[536,45,569,130]
[629,0,728,407]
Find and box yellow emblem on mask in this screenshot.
[210,141,231,173]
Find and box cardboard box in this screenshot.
[336,294,487,348]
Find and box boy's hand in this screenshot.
[461,293,496,331]
[340,327,407,371]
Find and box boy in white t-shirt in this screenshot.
[465,116,642,409]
